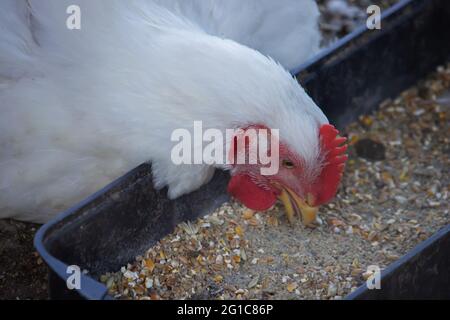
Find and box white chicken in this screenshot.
[0,0,347,223]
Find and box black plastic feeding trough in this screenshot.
[34,0,450,300]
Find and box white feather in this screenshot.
[0,0,327,222]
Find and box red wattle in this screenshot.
[227,174,277,211]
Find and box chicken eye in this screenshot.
[282,159,294,169]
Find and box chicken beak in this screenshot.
[278,188,318,227]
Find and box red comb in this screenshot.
[313,124,348,205]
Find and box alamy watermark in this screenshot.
[171,121,280,175]
[66,3,382,31]
[367,5,382,30]
[66,5,81,30]
[365,265,381,290]
[66,265,81,290]
[66,265,90,290]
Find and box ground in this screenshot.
[0,219,48,299]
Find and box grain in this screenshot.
[103,63,450,300]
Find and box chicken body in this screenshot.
[0,0,327,222]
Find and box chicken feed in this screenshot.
[102,64,450,300]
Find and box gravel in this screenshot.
[104,63,450,300]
